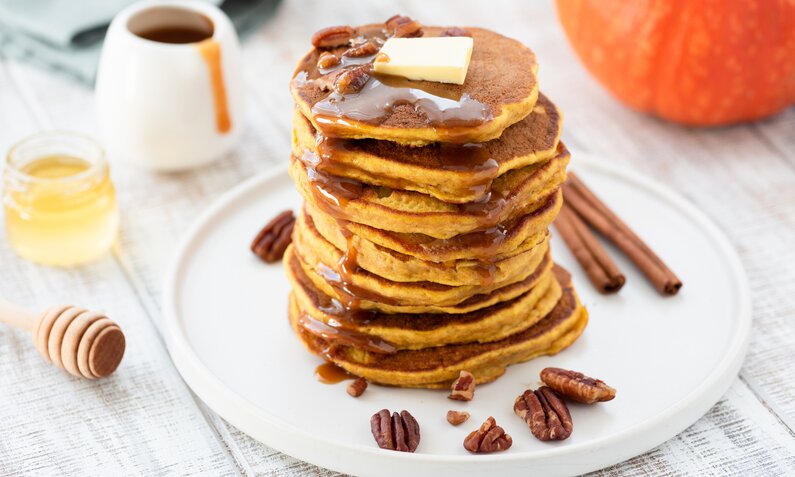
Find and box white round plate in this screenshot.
[163,153,750,477]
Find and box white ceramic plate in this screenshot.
[163,153,750,477]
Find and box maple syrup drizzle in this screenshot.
[312,75,491,139]
[298,313,396,354]
[307,127,501,200]
[315,261,403,307]
[318,52,377,75]
[301,152,364,215]
[297,149,533,288]
[299,151,511,234]
[314,362,356,384]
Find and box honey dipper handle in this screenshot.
[0,297,38,333]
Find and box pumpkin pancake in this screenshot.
[291,93,561,203]
[289,265,587,388]
[294,206,550,286]
[286,245,554,315]
[305,189,561,263]
[291,239,549,309]
[290,143,569,239]
[287,246,562,349]
[291,26,539,146]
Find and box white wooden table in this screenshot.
[1,1,794,475]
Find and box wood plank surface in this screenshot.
[0,1,793,475]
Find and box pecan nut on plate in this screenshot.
[446,410,470,426]
[540,367,616,404]
[370,409,420,452]
[463,417,512,453]
[448,370,476,401]
[347,378,367,397]
[250,210,294,263]
[514,386,573,441]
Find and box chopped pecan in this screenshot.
[347,377,367,397]
[250,210,294,263]
[385,15,423,38]
[312,72,337,92]
[370,409,420,452]
[348,35,369,47]
[312,25,356,48]
[440,27,472,37]
[463,417,512,453]
[448,370,475,401]
[514,386,573,441]
[540,367,616,404]
[333,64,372,94]
[343,40,379,58]
[446,410,470,426]
[317,52,340,70]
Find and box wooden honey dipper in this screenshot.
[0,298,125,378]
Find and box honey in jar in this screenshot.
[3,132,119,266]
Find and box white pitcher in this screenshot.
[96,0,243,171]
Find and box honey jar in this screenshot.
[3,132,119,266]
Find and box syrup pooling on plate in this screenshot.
[314,362,356,384]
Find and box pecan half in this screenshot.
[343,40,379,58]
[317,51,340,70]
[250,210,294,263]
[312,25,356,48]
[441,27,472,37]
[514,387,573,441]
[448,370,476,401]
[463,417,512,453]
[385,15,423,38]
[347,377,367,397]
[446,410,470,426]
[333,64,372,94]
[540,367,616,404]
[370,409,420,452]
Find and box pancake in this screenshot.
[286,245,555,315]
[291,26,539,146]
[290,143,569,239]
[306,189,561,263]
[290,265,587,388]
[287,248,562,349]
[291,239,549,309]
[291,93,561,203]
[294,206,550,286]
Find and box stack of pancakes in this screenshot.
[286,23,587,388]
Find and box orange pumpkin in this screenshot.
[555,0,795,126]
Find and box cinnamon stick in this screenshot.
[554,204,625,293]
[564,173,682,295]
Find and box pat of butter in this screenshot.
[373,37,474,85]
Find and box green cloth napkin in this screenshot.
[0,0,280,85]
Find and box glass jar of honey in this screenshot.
[3,132,119,266]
